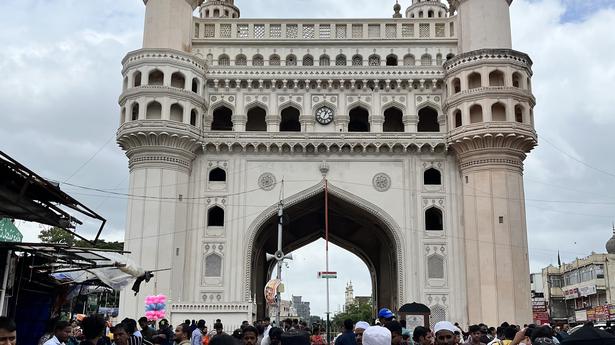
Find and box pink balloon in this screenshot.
[159,294,167,302]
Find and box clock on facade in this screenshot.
[316,106,334,125]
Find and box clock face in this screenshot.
[316,106,334,125]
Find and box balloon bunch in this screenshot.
[145,295,167,321]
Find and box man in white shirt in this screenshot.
[43,321,72,345]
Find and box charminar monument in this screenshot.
[117,0,537,328]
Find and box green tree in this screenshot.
[331,302,374,330]
[39,227,124,251]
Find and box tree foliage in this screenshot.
[38,227,124,251]
[332,302,374,329]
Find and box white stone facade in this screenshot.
[117,0,537,328]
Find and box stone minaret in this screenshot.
[116,0,206,318]
[200,0,240,19]
[444,0,537,324]
[344,281,354,309]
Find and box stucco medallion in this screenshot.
[258,173,276,191]
[372,173,391,192]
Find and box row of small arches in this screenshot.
[121,102,200,126]
[123,70,201,94]
[215,53,452,67]
[450,70,531,95]
[451,103,530,127]
[210,105,441,132]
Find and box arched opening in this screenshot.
[368,55,381,66]
[383,107,404,132]
[192,78,199,93]
[146,101,162,120]
[425,207,443,231]
[302,55,314,66]
[403,54,415,66]
[170,103,183,122]
[211,106,233,131]
[446,53,455,60]
[421,54,432,66]
[148,70,164,86]
[246,107,267,131]
[469,104,483,123]
[218,54,230,66]
[209,168,227,182]
[417,107,440,132]
[348,107,370,132]
[269,54,281,66]
[253,55,264,66]
[286,54,297,66]
[249,186,400,319]
[419,11,424,18]
[133,71,142,87]
[131,103,139,121]
[515,105,524,123]
[120,107,126,123]
[454,109,462,128]
[171,72,185,89]
[320,55,330,66]
[235,54,247,66]
[424,168,442,185]
[489,70,505,87]
[452,78,461,94]
[190,109,198,126]
[352,55,363,66]
[336,54,347,66]
[436,54,443,66]
[512,72,522,88]
[491,102,506,121]
[468,72,482,89]
[280,107,301,132]
[207,206,224,227]
[386,54,398,66]
[213,8,220,17]
[428,10,434,18]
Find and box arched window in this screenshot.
[428,10,435,18]
[170,103,183,122]
[207,206,224,227]
[352,55,363,66]
[383,107,404,132]
[269,54,281,66]
[192,78,199,93]
[421,54,432,66]
[213,8,220,17]
[211,106,233,131]
[190,109,198,126]
[386,54,398,66]
[468,72,482,89]
[403,54,415,66]
[320,55,330,66]
[446,53,455,60]
[146,101,162,120]
[425,207,443,231]
[418,107,439,132]
[419,11,424,18]
[491,102,506,121]
[454,109,462,128]
[209,168,226,182]
[131,103,140,121]
[512,72,522,88]
[235,54,247,66]
[515,105,524,123]
[286,54,297,66]
[489,70,505,87]
[253,55,264,66]
[335,54,347,66]
[204,254,222,277]
[424,168,442,185]
[452,78,461,94]
[171,72,185,89]
[428,255,444,279]
[280,107,301,132]
[368,55,381,66]
[246,107,267,131]
[218,54,230,66]
[148,69,164,86]
[469,104,483,123]
[436,54,443,66]
[348,107,370,132]
[133,71,142,87]
[303,55,314,66]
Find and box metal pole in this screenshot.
[276,202,283,327]
[325,180,330,343]
[0,250,12,316]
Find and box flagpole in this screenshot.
[325,179,330,343]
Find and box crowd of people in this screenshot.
[0,308,605,345]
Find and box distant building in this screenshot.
[292,296,311,321]
[269,299,298,319]
[344,281,372,311]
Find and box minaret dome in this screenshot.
[200,0,240,19]
[606,224,615,254]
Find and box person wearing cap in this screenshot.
[433,321,457,345]
[354,322,370,345]
[363,326,391,345]
[335,320,357,345]
[411,327,432,345]
[463,326,485,345]
[377,309,395,325]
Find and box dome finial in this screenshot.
[393,1,402,18]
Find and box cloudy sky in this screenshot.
[1,0,615,318]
